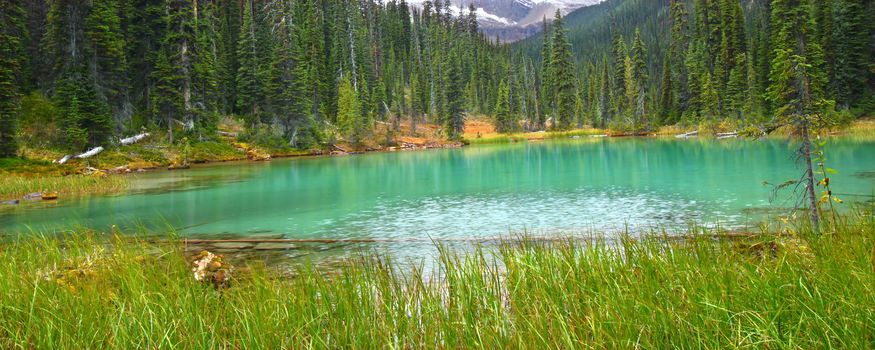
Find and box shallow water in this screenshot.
[2,138,874,243]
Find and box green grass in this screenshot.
[0,174,129,200]
[466,128,606,145]
[466,134,528,145]
[0,214,872,348]
[542,128,607,139]
[0,158,77,177]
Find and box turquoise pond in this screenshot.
[1,137,873,240]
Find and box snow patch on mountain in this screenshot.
[443,5,516,26]
[406,0,605,41]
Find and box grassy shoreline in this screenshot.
[0,213,872,348]
[464,118,875,145]
[2,119,871,201]
[0,174,128,201]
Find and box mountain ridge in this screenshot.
[406,0,604,41]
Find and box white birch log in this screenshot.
[55,155,73,164]
[119,133,150,146]
[675,130,699,138]
[75,147,104,159]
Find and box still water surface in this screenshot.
[2,138,873,241]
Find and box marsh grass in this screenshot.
[467,128,605,145]
[0,215,872,348]
[0,175,129,200]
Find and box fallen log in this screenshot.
[217,131,238,137]
[55,155,72,164]
[75,147,104,159]
[119,133,150,146]
[675,130,699,138]
[332,144,349,153]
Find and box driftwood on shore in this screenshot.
[77,147,105,159]
[119,133,150,145]
[56,147,106,164]
[55,132,150,164]
[716,131,738,139]
[675,130,699,138]
[54,155,72,164]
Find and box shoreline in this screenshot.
[1,119,871,201]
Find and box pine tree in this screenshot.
[611,32,627,120]
[55,66,113,150]
[630,28,648,129]
[85,0,129,126]
[549,11,576,130]
[217,0,241,114]
[494,79,512,133]
[669,0,690,112]
[151,46,184,143]
[236,0,264,122]
[266,1,306,146]
[192,2,220,135]
[0,0,25,157]
[829,0,868,109]
[659,53,675,125]
[725,54,748,123]
[538,17,552,129]
[337,74,361,142]
[767,0,833,228]
[700,71,719,121]
[444,47,464,140]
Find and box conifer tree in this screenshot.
[829,0,869,109]
[767,0,833,228]
[236,0,263,122]
[494,80,512,133]
[444,47,464,140]
[549,11,575,130]
[86,0,130,125]
[699,71,719,121]
[630,28,648,129]
[0,0,24,157]
[669,0,690,112]
[725,54,748,123]
[659,54,675,125]
[538,18,552,129]
[337,75,361,142]
[151,46,184,143]
[611,32,627,120]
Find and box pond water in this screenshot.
[2,138,874,243]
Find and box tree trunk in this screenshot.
[801,123,819,229]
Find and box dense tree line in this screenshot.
[519,0,874,133]
[0,0,873,159]
[0,0,512,156]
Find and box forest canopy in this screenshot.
[0,0,873,158]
